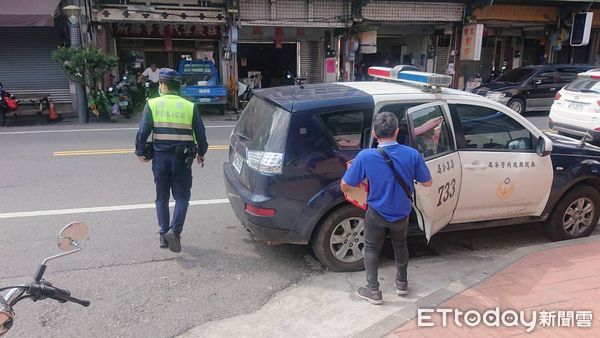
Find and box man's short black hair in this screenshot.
[373,111,399,139]
[161,80,181,93]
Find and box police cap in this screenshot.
[158,68,180,83]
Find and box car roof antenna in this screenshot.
[578,129,593,148]
[286,71,305,89]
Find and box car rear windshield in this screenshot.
[495,68,535,84]
[233,96,291,153]
[564,78,600,94]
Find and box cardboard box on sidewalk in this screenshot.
[343,160,368,210]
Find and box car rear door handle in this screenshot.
[550,88,556,91]
[464,164,488,170]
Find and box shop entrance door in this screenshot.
[144,52,170,69]
[238,43,297,88]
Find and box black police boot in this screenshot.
[165,229,181,253]
[159,234,168,249]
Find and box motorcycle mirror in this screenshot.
[0,297,14,336]
[57,221,88,252]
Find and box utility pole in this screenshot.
[63,5,89,124]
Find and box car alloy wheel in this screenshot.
[562,197,594,236]
[545,186,600,241]
[509,99,524,114]
[329,217,365,263]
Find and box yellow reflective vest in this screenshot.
[148,95,195,142]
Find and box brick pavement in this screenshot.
[391,241,600,337]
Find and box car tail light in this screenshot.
[597,100,600,107]
[246,151,283,175]
[554,92,561,100]
[245,203,276,217]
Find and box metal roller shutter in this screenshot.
[298,41,323,84]
[0,27,69,91]
[240,0,270,21]
[434,47,450,74]
[363,1,464,22]
[239,0,348,27]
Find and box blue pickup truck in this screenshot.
[178,60,227,114]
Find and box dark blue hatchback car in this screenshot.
[224,74,600,272]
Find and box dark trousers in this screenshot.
[152,151,193,235]
[363,208,409,291]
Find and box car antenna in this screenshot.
[578,129,593,148]
[286,71,304,89]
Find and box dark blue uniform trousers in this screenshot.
[152,150,192,235]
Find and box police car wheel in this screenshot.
[312,205,365,272]
[545,186,600,241]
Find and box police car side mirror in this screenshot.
[536,136,551,157]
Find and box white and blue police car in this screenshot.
[224,65,600,271]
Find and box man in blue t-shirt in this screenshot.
[341,111,432,305]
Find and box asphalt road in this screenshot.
[0,116,314,338]
[523,111,551,131]
[0,109,574,337]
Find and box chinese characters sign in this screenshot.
[460,24,484,61]
[113,23,221,39]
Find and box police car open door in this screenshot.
[406,102,462,241]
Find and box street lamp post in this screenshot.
[63,5,88,124]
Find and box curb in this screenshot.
[352,234,600,338]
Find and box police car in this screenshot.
[224,66,600,272]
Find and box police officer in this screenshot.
[135,68,209,253]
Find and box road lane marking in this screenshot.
[0,199,230,219]
[53,145,229,156]
[0,125,235,136]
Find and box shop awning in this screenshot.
[0,0,62,27]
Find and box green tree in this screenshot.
[52,46,118,120]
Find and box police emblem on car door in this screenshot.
[447,102,553,223]
[405,101,462,240]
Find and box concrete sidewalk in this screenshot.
[179,235,600,338]
[391,238,600,337]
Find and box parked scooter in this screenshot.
[463,72,483,92]
[109,74,134,118]
[0,82,18,110]
[238,75,255,109]
[0,222,90,336]
[144,81,160,101]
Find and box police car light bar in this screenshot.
[367,66,452,88]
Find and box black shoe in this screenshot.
[357,287,383,305]
[395,281,408,296]
[159,234,168,249]
[165,229,181,253]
